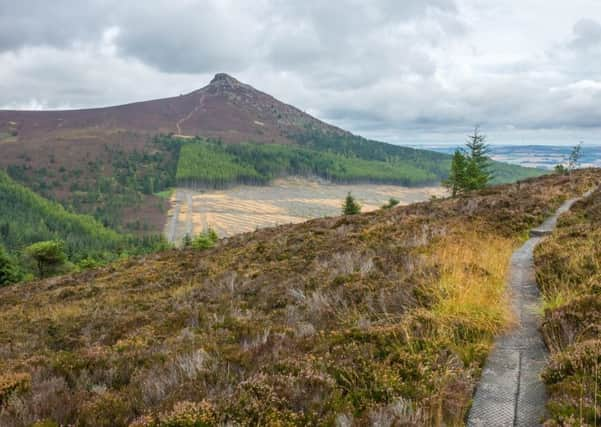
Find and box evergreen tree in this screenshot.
[382,197,400,209]
[446,127,493,196]
[444,150,468,197]
[463,127,492,188]
[0,245,19,286]
[342,192,361,215]
[191,228,219,250]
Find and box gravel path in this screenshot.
[467,193,591,426]
[166,189,183,243]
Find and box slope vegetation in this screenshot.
[175,139,444,187]
[535,181,601,425]
[0,170,167,274]
[174,137,543,189]
[0,170,597,426]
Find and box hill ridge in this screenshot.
[0,73,345,142]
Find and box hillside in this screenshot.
[0,74,543,232]
[0,73,345,232]
[174,137,543,189]
[0,170,597,426]
[0,73,345,148]
[0,170,167,279]
[535,184,601,424]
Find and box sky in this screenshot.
[1,0,600,146]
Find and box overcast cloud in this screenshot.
[1,0,600,145]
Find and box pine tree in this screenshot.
[464,127,492,188]
[191,228,219,250]
[0,245,19,286]
[444,150,468,197]
[445,128,493,197]
[342,192,361,215]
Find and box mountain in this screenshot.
[0,170,597,426]
[0,73,544,232]
[0,73,345,149]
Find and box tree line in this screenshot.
[174,137,442,189]
[0,170,169,285]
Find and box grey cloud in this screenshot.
[570,19,601,49]
[0,1,600,145]
[114,1,262,73]
[0,1,114,51]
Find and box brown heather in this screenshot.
[0,170,599,426]
[535,181,601,426]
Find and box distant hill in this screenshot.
[0,73,346,148]
[0,73,544,231]
[0,170,165,272]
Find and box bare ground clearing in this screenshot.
[165,177,446,242]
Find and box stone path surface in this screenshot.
[467,194,591,427]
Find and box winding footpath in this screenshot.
[468,191,594,427]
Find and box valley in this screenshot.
[165,177,446,242]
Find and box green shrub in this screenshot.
[342,192,361,215]
[191,229,218,250]
[25,240,67,278]
[382,198,400,209]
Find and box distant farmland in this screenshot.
[165,177,446,242]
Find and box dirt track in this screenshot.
[165,177,446,243]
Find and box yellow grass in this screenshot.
[431,229,515,337]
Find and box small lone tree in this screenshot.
[444,150,468,196]
[567,142,583,173]
[25,240,66,278]
[382,197,400,209]
[555,142,583,175]
[446,127,493,196]
[191,228,219,250]
[342,192,361,215]
[0,245,20,286]
[464,126,492,189]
